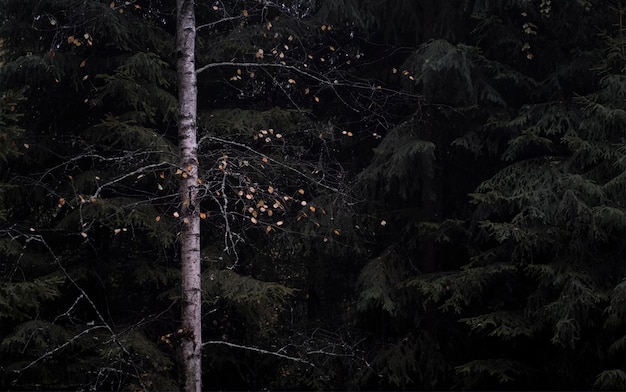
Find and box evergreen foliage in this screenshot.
[0,0,624,390]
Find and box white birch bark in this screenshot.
[176,0,201,391]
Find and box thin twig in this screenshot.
[202,340,315,366]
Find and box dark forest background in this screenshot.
[0,0,624,390]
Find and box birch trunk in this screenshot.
[176,0,201,391]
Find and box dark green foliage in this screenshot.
[1,0,625,390]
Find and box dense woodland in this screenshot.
[0,0,624,390]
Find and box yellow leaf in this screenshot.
[309,205,316,213]
[114,228,121,235]
[109,1,115,8]
[173,211,180,218]
[200,212,207,219]
[250,217,258,224]
[333,229,341,236]
[159,172,165,179]
[242,9,249,17]
[80,232,88,238]
[288,78,296,84]
[314,96,320,103]
[80,59,87,67]
[267,185,274,194]
[266,225,272,233]
[175,169,183,175]
[276,220,284,226]
[155,216,161,222]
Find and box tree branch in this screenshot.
[202,340,315,366]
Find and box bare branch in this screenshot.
[202,340,315,366]
[195,61,421,99]
[197,16,242,31]
[199,135,341,194]
[17,325,107,372]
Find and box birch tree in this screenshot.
[176,0,202,391]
